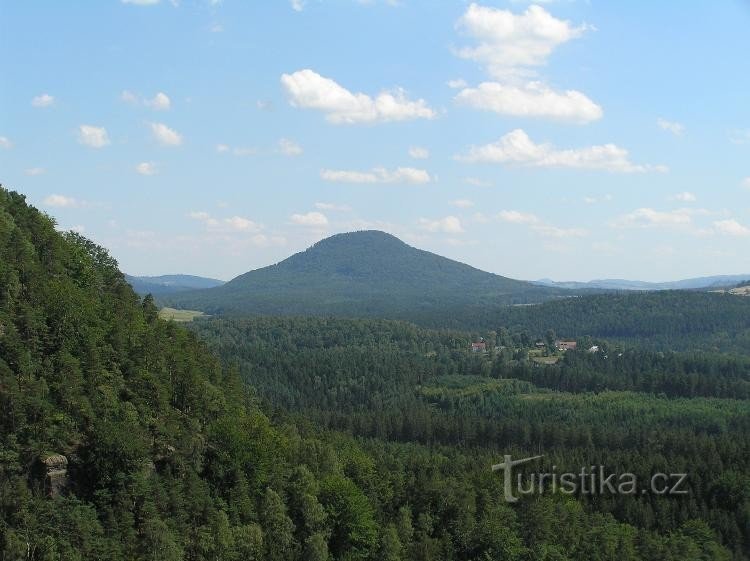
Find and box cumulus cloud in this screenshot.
[150,122,182,146]
[714,219,750,237]
[32,93,55,107]
[320,166,431,184]
[657,118,685,136]
[279,138,303,156]
[408,146,430,159]
[455,3,590,79]
[447,78,468,89]
[498,209,586,238]
[451,199,474,208]
[77,125,110,148]
[418,216,464,234]
[291,211,329,226]
[135,162,158,175]
[281,69,436,124]
[0,136,13,149]
[144,92,171,110]
[25,167,46,176]
[457,129,665,173]
[455,81,601,123]
[43,194,81,208]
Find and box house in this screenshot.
[588,345,600,353]
[471,341,487,353]
[534,341,546,349]
[555,340,577,352]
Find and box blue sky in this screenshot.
[1,1,749,282]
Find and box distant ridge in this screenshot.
[535,275,750,291]
[163,230,568,320]
[125,274,225,296]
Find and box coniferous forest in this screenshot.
[1,186,749,561]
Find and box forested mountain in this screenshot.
[124,274,225,296]
[163,230,569,317]
[0,187,743,560]
[483,291,750,353]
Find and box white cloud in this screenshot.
[455,81,602,123]
[291,211,329,226]
[149,122,182,146]
[216,144,230,153]
[77,125,110,148]
[232,147,257,156]
[314,202,352,211]
[31,93,55,107]
[290,0,305,11]
[279,138,303,156]
[320,166,431,184]
[418,216,464,234]
[0,136,13,149]
[408,146,429,159]
[612,208,698,229]
[25,167,46,176]
[742,177,750,190]
[457,129,665,173]
[451,199,474,208]
[447,78,468,89]
[281,69,436,124]
[144,92,171,110]
[455,3,590,79]
[583,194,613,204]
[714,219,750,237]
[672,191,696,202]
[121,90,139,104]
[657,118,685,136]
[189,211,262,233]
[69,225,86,234]
[498,210,540,224]
[121,0,161,5]
[209,22,223,33]
[43,194,81,208]
[135,162,158,175]
[498,209,586,238]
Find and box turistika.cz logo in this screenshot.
[491,455,688,503]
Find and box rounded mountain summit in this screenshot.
[162,230,564,323]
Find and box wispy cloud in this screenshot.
[291,211,329,226]
[498,209,587,238]
[314,202,352,211]
[25,167,46,176]
[278,138,303,156]
[657,118,685,136]
[135,162,158,175]
[43,194,83,208]
[31,93,55,107]
[0,136,11,149]
[418,216,464,234]
[321,166,431,184]
[714,219,750,237]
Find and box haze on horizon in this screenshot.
[1,1,749,282]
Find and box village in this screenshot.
[470,336,601,365]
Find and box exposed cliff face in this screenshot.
[41,454,68,498]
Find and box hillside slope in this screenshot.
[164,230,566,319]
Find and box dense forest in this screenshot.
[1,187,746,560]
[192,316,750,559]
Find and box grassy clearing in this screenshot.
[158,307,206,322]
